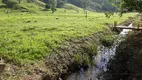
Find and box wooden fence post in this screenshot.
[114,21,117,27]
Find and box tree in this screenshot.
[57,0,66,8]
[18,0,21,3]
[81,0,89,10]
[81,0,89,19]
[45,3,50,10]
[120,0,142,13]
[49,0,57,13]
[67,0,116,12]
[2,0,18,8]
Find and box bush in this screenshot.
[2,0,18,8]
[104,12,114,18]
[82,53,90,69]
[74,54,83,66]
[100,35,115,47]
[57,0,65,8]
[73,53,92,69]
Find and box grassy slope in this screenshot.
[0,7,137,64]
[0,0,45,12]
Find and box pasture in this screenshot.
[0,8,136,64]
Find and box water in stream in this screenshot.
[67,45,117,80]
[67,24,133,80]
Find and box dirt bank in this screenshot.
[43,29,112,80]
[108,31,142,80]
[1,28,113,80]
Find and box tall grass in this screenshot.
[0,8,137,64]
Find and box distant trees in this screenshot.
[81,0,89,19]
[42,0,57,13]
[57,0,66,8]
[43,0,67,8]
[42,0,117,12]
[43,0,66,13]
[2,0,18,8]
[120,0,142,13]
[67,0,116,12]
[67,0,82,8]
[81,0,89,10]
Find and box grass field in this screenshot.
[0,8,137,64]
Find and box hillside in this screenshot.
[0,0,138,80]
[0,0,116,12]
[67,0,116,11]
[0,0,45,12]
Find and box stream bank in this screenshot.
[107,31,142,80]
[0,28,115,80]
[42,28,114,80]
[66,23,134,80]
[0,19,135,80]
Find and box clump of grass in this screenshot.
[88,43,98,56]
[73,53,90,69]
[100,35,115,47]
[82,53,90,69]
[73,54,83,66]
[133,19,142,27]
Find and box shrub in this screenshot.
[100,35,115,47]
[82,53,90,69]
[104,12,114,18]
[73,54,83,65]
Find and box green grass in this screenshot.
[133,17,142,27]
[100,35,116,47]
[0,0,45,12]
[0,8,137,64]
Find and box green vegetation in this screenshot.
[0,0,45,12]
[73,53,92,69]
[0,8,136,64]
[108,32,142,80]
[0,0,118,12]
[67,0,116,11]
[100,35,116,47]
[0,0,140,80]
[133,16,142,27]
[120,0,142,13]
[64,3,82,11]
[73,42,97,69]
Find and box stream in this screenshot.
[67,24,133,80]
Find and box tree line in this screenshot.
[42,0,117,12]
[1,0,141,14]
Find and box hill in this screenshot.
[0,0,117,12]
[67,0,116,12]
[0,0,45,12]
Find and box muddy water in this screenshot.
[67,24,133,80]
